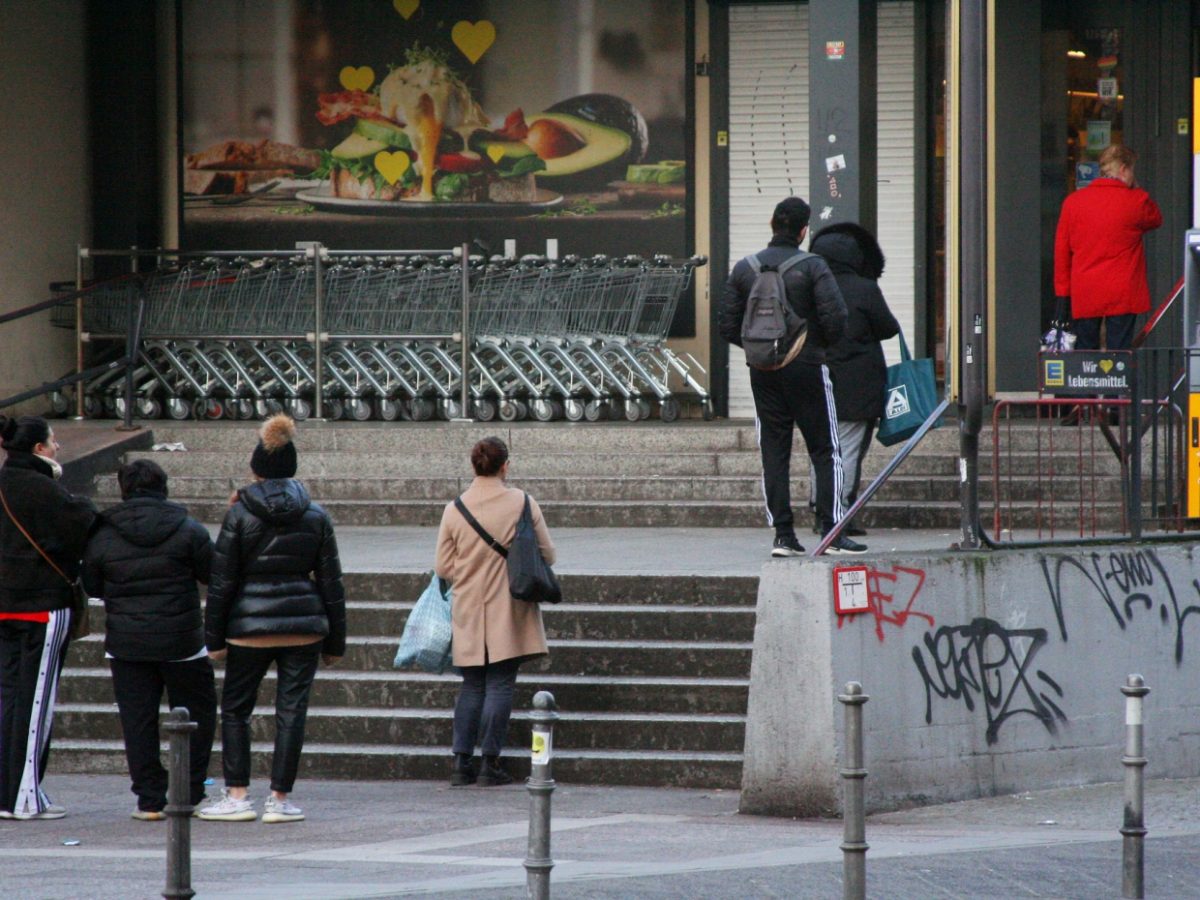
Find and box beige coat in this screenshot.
[435,476,556,667]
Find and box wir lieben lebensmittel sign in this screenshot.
[1039,350,1132,395]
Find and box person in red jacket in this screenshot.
[1054,144,1163,352]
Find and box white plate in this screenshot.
[295,185,563,216]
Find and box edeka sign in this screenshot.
[1038,350,1131,396]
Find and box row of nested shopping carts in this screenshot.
[53,249,711,423]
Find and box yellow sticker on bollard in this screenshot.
[531,730,552,765]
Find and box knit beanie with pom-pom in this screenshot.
[249,414,297,479]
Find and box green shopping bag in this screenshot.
[876,330,943,446]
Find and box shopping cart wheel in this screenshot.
[498,400,520,422]
[236,399,255,420]
[106,396,121,419]
[531,399,556,422]
[221,400,240,420]
[165,397,190,421]
[48,391,70,417]
[410,398,435,421]
[564,399,585,422]
[283,398,307,420]
[440,398,464,420]
[136,398,162,420]
[324,399,345,420]
[638,399,653,420]
[658,398,681,423]
[84,395,104,419]
[623,399,642,422]
[583,400,607,422]
[513,400,529,420]
[702,399,715,421]
[473,398,497,422]
[375,398,401,422]
[347,399,372,421]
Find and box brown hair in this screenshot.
[470,436,509,477]
[1099,145,1136,177]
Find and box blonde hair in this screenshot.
[1099,145,1136,178]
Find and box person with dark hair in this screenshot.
[807,222,901,536]
[82,458,216,820]
[435,436,556,787]
[199,415,345,824]
[718,196,864,556]
[0,415,96,819]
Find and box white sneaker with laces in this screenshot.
[197,790,256,822]
[12,789,66,820]
[262,796,304,824]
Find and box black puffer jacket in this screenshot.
[82,492,213,661]
[205,478,345,656]
[0,452,96,614]
[810,223,901,421]
[718,235,848,365]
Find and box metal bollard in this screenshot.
[1120,674,1150,899]
[162,707,197,900]
[524,691,558,900]
[838,682,869,900]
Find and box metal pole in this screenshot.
[1121,674,1150,899]
[75,246,85,419]
[839,681,869,900]
[162,707,197,900]
[524,691,558,900]
[458,242,472,420]
[312,244,325,419]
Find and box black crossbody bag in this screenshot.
[454,493,562,605]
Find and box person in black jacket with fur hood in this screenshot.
[807,222,901,536]
[198,414,345,825]
[83,458,216,820]
[0,414,96,820]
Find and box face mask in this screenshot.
[35,453,63,480]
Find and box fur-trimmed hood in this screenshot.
[810,222,885,280]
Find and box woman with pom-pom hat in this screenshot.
[198,414,345,824]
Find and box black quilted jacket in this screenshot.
[204,478,346,656]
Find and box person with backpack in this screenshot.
[718,196,865,556]
[82,459,216,821]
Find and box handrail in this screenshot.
[1131,275,1184,349]
[811,397,952,556]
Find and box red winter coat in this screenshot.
[1053,177,1162,319]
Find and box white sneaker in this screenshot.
[12,790,66,820]
[262,796,304,824]
[197,790,256,822]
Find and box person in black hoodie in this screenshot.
[82,459,215,820]
[198,415,345,824]
[0,414,96,820]
[807,222,901,536]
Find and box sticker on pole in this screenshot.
[833,566,870,616]
[531,729,552,765]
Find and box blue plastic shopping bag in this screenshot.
[394,573,453,674]
[876,330,944,446]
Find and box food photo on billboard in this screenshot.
[179,0,693,333]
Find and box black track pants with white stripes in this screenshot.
[750,358,844,536]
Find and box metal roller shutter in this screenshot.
[726,1,915,416]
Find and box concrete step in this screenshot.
[57,668,751,715]
[87,602,759,643]
[53,703,746,754]
[67,635,755,678]
[51,740,745,789]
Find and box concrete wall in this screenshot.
[0,1,90,405]
[742,544,1200,816]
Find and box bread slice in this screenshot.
[184,168,292,195]
[186,140,320,173]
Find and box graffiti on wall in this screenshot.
[837,564,934,642]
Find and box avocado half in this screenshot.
[531,93,649,190]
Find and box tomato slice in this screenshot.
[436,151,487,173]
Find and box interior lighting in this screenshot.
[1067,50,1087,58]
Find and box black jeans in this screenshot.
[1073,313,1137,351]
[0,613,70,816]
[220,643,320,794]
[452,658,521,757]
[109,656,217,811]
[749,358,845,534]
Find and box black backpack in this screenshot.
[741,252,809,370]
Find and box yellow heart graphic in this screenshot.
[1099,359,1113,373]
[393,0,419,19]
[486,144,506,164]
[339,66,375,91]
[374,151,410,185]
[452,20,496,64]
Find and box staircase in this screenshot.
[51,418,1136,789]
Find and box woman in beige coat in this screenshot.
[435,436,556,786]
